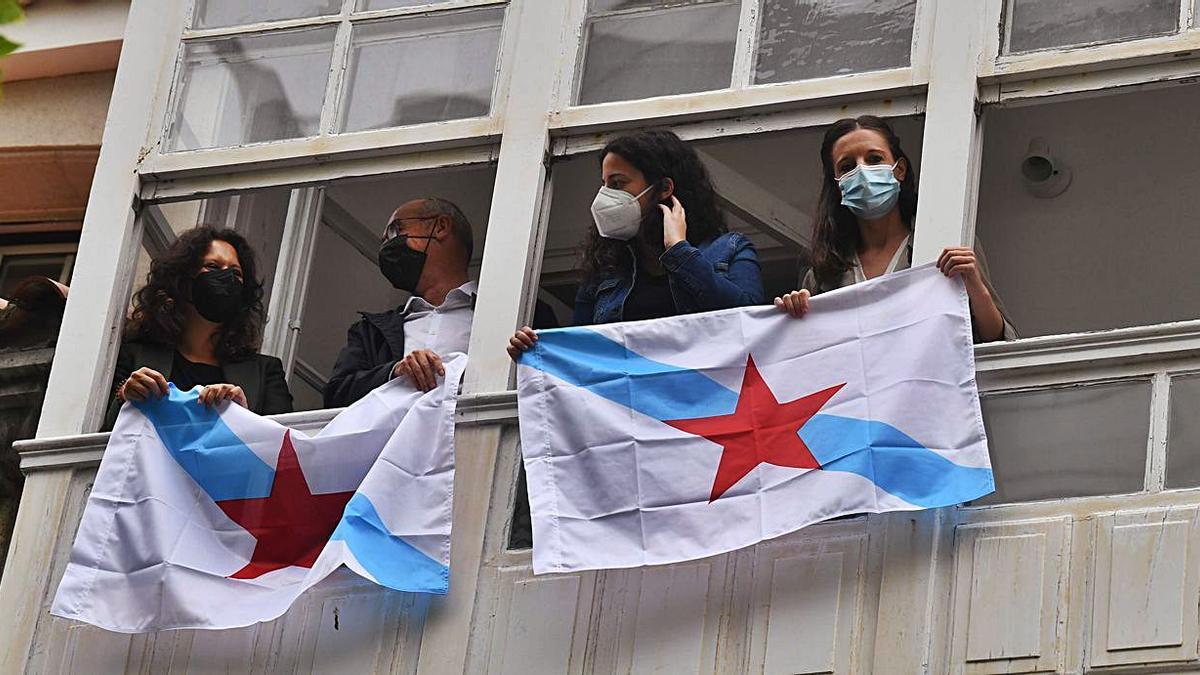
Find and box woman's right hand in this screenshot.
[774,290,811,319]
[119,367,169,402]
[507,326,538,361]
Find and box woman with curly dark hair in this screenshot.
[774,115,1015,342]
[507,129,764,358]
[103,226,293,429]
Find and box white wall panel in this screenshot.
[949,517,1070,674]
[583,559,726,675]
[487,572,586,675]
[1089,507,1200,668]
[747,532,872,675]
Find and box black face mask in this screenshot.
[190,268,244,324]
[378,234,435,293]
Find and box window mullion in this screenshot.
[260,187,326,375]
[1146,372,1173,492]
[320,19,355,134]
[729,0,761,88]
[415,0,573,669]
[182,15,345,40]
[911,0,988,264]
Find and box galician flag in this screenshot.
[516,264,993,574]
[52,354,466,633]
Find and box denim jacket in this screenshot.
[573,232,764,325]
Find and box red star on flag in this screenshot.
[665,355,845,502]
[216,431,354,579]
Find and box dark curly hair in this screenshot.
[580,129,727,280]
[127,226,265,361]
[810,116,918,289]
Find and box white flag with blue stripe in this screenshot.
[517,264,993,573]
[51,354,466,633]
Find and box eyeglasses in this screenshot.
[383,215,438,241]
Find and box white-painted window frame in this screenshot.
[17,0,1200,670]
[43,0,1200,494]
[143,0,515,181]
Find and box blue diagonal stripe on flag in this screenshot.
[800,414,994,507]
[135,385,275,501]
[524,325,992,508]
[529,328,738,421]
[330,493,449,594]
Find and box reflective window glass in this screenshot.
[339,8,505,133]
[169,28,336,151]
[1005,0,1179,54]
[357,0,455,10]
[577,1,740,105]
[191,0,341,30]
[755,0,916,84]
[974,381,1152,505]
[1165,374,1200,489]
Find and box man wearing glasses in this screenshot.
[323,198,482,406]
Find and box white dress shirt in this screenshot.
[401,280,477,356]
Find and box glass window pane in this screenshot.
[0,254,72,296]
[168,27,336,151]
[590,0,674,10]
[577,2,740,105]
[191,0,341,30]
[974,381,1151,505]
[1166,374,1200,489]
[1006,0,1179,54]
[339,8,504,133]
[755,0,915,84]
[357,0,457,10]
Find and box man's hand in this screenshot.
[393,349,445,391]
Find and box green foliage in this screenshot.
[0,0,23,89]
[0,0,21,25]
[0,34,18,59]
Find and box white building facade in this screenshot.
[4,0,1200,672]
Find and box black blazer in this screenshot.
[103,341,294,430]
[323,301,560,409]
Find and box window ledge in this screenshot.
[975,319,1200,376]
[20,321,1200,473]
[14,390,520,473]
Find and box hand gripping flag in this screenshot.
[516,265,994,574]
[51,354,467,633]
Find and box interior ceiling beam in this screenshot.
[141,204,177,258]
[696,149,810,251]
[321,195,379,264]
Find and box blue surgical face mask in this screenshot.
[838,162,901,220]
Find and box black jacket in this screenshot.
[104,341,294,430]
[323,301,559,409]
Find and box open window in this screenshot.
[536,116,926,315]
[972,81,1200,506]
[130,164,496,413]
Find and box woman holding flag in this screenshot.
[507,129,764,358]
[103,226,293,430]
[774,115,1015,342]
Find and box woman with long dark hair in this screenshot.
[507,129,764,357]
[104,226,293,429]
[775,115,1014,342]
